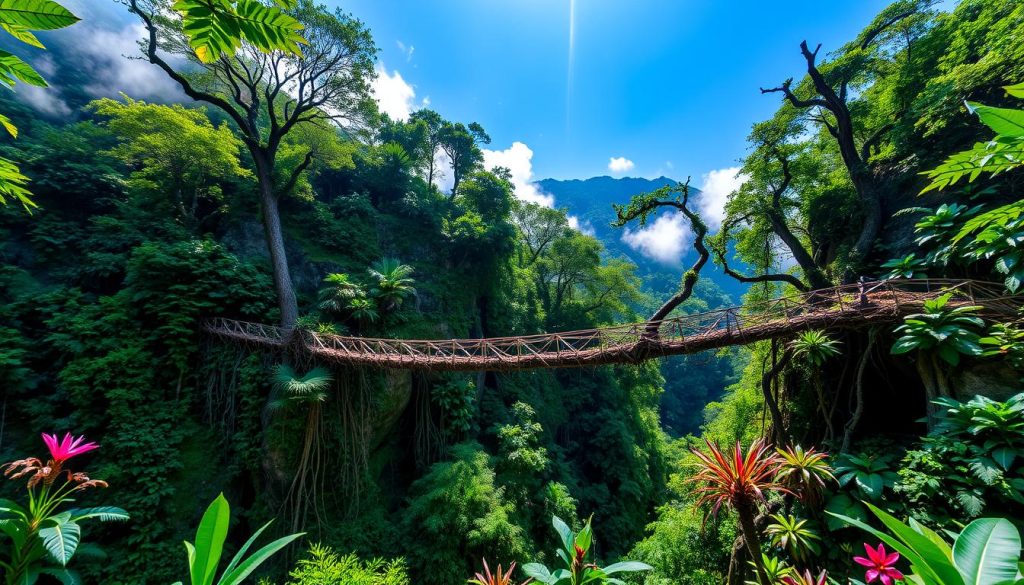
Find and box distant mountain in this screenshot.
[535,176,747,300]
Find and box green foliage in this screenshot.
[629,503,735,585]
[368,258,416,312]
[276,544,408,585]
[891,293,986,366]
[833,452,899,502]
[171,494,303,585]
[788,331,841,367]
[431,378,476,436]
[830,502,1024,585]
[268,365,332,409]
[90,96,249,226]
[896,393,1024,522]
[920,86,1024,194]
[173,0,305,63]
[522,515,652,585]
[765,514,821,562]
[775,445,836,506]
[881,254,929,279]
[402,443,528,585]
[0,0,81,212]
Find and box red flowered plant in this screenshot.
[0,432,128,585]
[688,439,790,585]
[853,543,904,585]
[469,558,532,585]
[781,569,828,585]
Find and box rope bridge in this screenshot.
[205,279,1021,372]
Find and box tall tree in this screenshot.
[440,121,490,196]
[760,0,932,268]
[409,108,444,188]
[125,0,376,328]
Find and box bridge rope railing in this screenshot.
[204,279,1021,371]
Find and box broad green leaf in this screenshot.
[217,531,304,585]
[39,520,81,566]
[36,567,81,585]
[0,49,46,87]
[68,507,130,523]
[219,520,272,578]
[967,102,1024,138]
[867,503,965,585]
[191,494,231,585]
[552,515,574,554]
[0,0,79,30]
[953,518,1021,585]
[1004,83,1024,99]
[1,23,42,47]
[522,563,556,585]
[602,561,653,574]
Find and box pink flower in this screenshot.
[854,543,905,585]
[41,433,99,464]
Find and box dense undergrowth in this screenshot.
[0,0,1023,584]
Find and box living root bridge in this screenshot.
[205,279,1021,372]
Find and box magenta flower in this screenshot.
[42,433,99,464]
[854,543,904,585]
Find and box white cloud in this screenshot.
[567,215,595,236]
[396,40,415,62]
[18,85,71,116]
[79,23,186,101]
[697,166,748,231]
[372,63,419,121]
[482,141,555,207]
[16,21,186,115]
[621,212,691,264]
[608,156,635,173]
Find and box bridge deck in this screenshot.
[205,279,1021,372]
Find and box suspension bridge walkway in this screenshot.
[205,279,1020,372]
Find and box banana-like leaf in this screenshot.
[190,494,230,585]
[36,567,81,585]
[0,0,78,30]
[39,519,81,566]
[952,518,1021,585]
[216,531,304,585]
[967,102,1024,137]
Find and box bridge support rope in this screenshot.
[204,279,1020,372]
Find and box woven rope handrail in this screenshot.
[204,279,1021,372]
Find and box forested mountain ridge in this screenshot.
[0,0,1022,584]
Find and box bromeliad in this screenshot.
[0,432,128,585]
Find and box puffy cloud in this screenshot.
[608,156,635,173]
[621,212,691,264]
[482,141,555,207]
[697,166,748,231]
[372,63,421,121]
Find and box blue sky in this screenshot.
[29,1,933,265]
[340,0,899,186]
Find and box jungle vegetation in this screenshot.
[0,0,1022,584]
